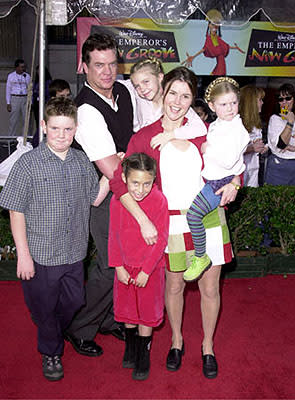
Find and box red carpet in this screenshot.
[1,275,295,399]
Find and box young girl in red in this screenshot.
[108,152,169,381]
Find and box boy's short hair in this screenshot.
[49,79,71,98]
[44,97,77,124]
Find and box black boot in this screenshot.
[132,335,152,381]
[122,327,137,368]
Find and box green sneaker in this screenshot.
[183,254,212,281]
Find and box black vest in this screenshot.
[74,81,134,155]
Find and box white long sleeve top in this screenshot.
[202,114,250,180]
[6,71,31,104]
[268,114,295,159]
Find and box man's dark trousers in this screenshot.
[66,193,118,340]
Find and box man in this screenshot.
[6,59,31,136]
[65,33,134,356]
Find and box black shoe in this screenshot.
[101,326,126,341]
[202,353,218,379]
[64,333,103,357]
[42,355,64,381]
[166,343,185,371]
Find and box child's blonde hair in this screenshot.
[130,57,164,77]
[205,76,240,104]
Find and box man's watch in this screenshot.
[230,181,241,190]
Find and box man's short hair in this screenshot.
[49,79,71,98]
[82,33,118,65]
[44,97,77,124]
[15,58,25,68]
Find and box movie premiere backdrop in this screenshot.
[77,17,295,77]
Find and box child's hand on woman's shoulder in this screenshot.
[135,271,149,287]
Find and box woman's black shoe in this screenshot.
[202,353,218,379]
[166,343,185,371]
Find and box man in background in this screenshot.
[6,59,31,136]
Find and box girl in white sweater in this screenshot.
[184,77,249,282]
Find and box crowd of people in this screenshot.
[1,32,295,383]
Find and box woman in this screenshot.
[239,85,268,187]
[182,9,244,76]
[110,67,240,379]
[265,83,295,185]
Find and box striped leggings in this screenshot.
[187,183,222,257]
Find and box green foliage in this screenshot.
[227,185,295,255]
[0,207,14,248]
[1,185,295,260]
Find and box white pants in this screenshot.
[8,96,27,136]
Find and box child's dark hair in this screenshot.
[44,97,77,124]
[122,153,157,179]
[193,98,212,121]
[49,79,71,98]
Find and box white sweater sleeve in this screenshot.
[174,107,207,139]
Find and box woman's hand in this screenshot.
[116,266,132,285]
[150,131,173,150]
[286,110,295,125]
[284,144,295,152]
[135,271,149,288]
[216,182,239,206]
[252,138,265,153]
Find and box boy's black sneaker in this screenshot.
[42,354,64,381]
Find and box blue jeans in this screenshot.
[265,153,295,185]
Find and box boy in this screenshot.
[0,97,107,381]
[49,79,71,98]
[32,79,71,148]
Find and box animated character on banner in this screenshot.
[182,9,245,75]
